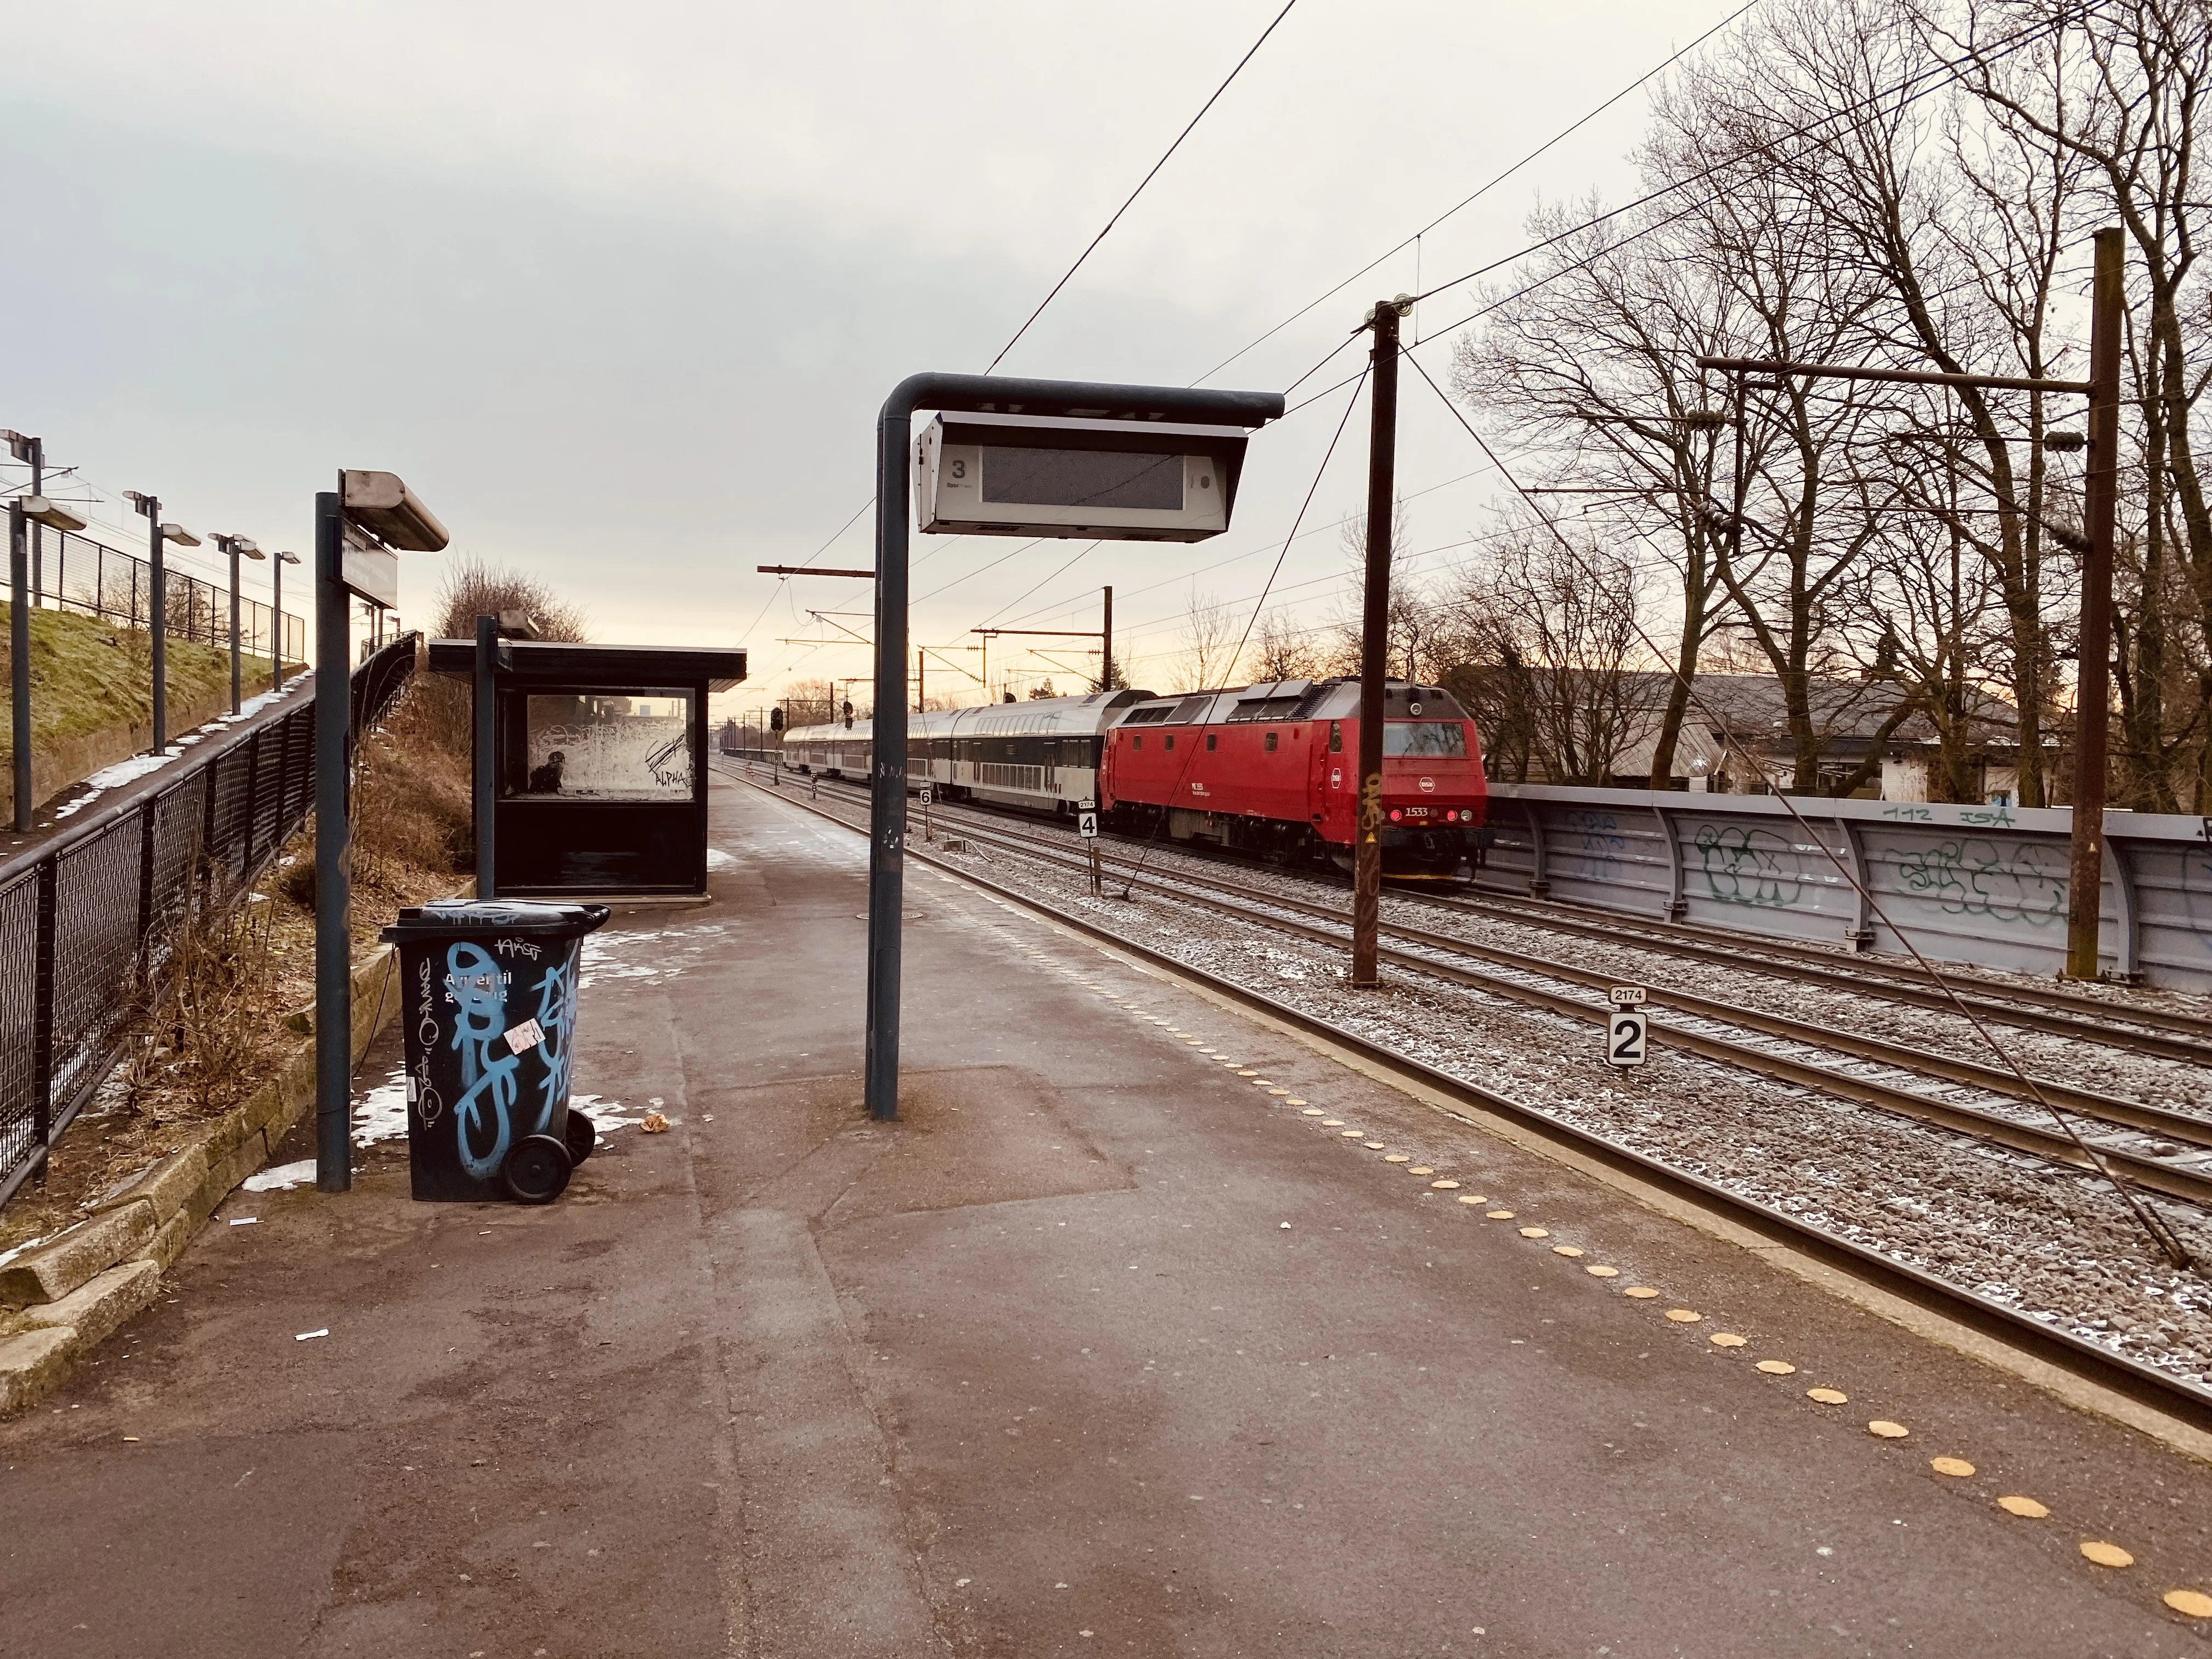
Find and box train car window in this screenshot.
[1263,731,1278,753]
[1329,721,1342,753]
[1205,733,1217,751]
[1165,735,1175,751]
[1131,735,1142,751]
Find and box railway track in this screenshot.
[758,761,2212,1065]
[716,758,2212,1434]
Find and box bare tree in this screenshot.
[1172,588,1238,691]
[1442,520,1658,784]
[1251,608,1320,681]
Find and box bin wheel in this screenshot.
[564,1108,596,1166]
[501,1135,573,1205]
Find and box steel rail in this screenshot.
[720,760,2212,1437]
[772,763,2212,1059]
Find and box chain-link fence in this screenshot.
[0,631,419,1208]
[33,526,306,665]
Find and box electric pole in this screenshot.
[1352,296,1409,988]
[2066,227,2125,980]
[1101,585,1114,691]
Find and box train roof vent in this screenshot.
[1224,696,1304,722]
[1169,695,1215,723]
[1119,704,1175,725]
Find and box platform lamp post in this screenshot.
[9,495,88,831]
[209,534,263,714]
[314,470,449,1193]
[119,492,202,756]
[864,374,1282,1121]
[272,551,300,691]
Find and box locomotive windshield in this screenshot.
[1383,721,1467,758]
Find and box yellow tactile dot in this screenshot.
[1806,1387,1849,1404]
[1869,1421,1910,1440]
[1251,1078,1274,1086]
[1755,1359,1796,1375]
[1285,1098,1308,1107]
[1553,1245,1584,1259]
[1431,1179,1459,1190]
[1709,1333,1746,1348]
[1269,1088,1291,1096]
[1519,1227,1549,1239]
[1198,1047,1216,1053]
[1929,1457,1975,1478]
[1457,1194,1487,1205]
[2080,1541,2134,1570]
[1384,1154,1411,1164]
[1585,1265,1620,1278]
[1302,1108,1325,1116]
[2162,1589,2212,1618]
[1181,1037,1201,1045]
[1321,1119,1344,1127]
[1363,1141,1387,1150]
[1664,1309,1702,1324]
[1237,1069,1259,1077]
[1409,1166,1435,1176]
[1623,1286,1660,1299]
[1340,1130,1364,1138]
[1487,1210,1516,1220]
[1997,1495,2049,1519]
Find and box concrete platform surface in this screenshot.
[3,775,2209,1657]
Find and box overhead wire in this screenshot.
[986,0,1300,374]
[1190,0,1765,389]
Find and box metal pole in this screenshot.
[148,503,167,755]
[865,405,912,1120]
[917,646,925,713]
[313,489,353,1192]
[272,555,285,692]
[227,538,242,715]
[2066,227,2125,980]
[1351,300,1402,988]
[474,614,498,899]
[10,503,30,832]
[27,436,42,608]
[1101,585,1114,691]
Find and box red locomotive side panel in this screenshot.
[1102,678,1487,876]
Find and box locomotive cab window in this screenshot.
[1131,735,1142,751]
[1383,721,1468,758]
[1205,732,1217,751]
[1164,735,1175,751]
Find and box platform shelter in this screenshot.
[428,639,745,898]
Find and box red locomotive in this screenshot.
[1101,677,1488,878]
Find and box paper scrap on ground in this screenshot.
[295,1328,329,1341]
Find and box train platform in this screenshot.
[4,771,2210,1656]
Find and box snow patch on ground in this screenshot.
[244,1159,315,1192]
[706,847,738,872]
[581,922,730,988]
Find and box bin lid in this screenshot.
[381,900,612,942]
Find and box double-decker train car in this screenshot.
[1100,677,1487,878]
[782,689,1152,817]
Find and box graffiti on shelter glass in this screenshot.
[526,714,692,800]
[1889,837,2067,928]
[1692,823,1808,910]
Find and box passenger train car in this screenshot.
[1102,678,1487,878]
[777,677,1488,877]
[782,690,1153,817]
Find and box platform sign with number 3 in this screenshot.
[1606,1007,1649,1068]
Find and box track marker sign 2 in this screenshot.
[1606,1006,1649,1068]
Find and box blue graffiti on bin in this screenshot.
[530,955,577,1128]
[446,941,529,1178]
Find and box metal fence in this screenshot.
[1479,782,2212,992]
[31,526,306,666]
[0,632,419,1208]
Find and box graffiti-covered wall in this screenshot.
[1481,784,2212,991]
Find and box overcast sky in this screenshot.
[0,0,1745,715]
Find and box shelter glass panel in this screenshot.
[514,690,697,802]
